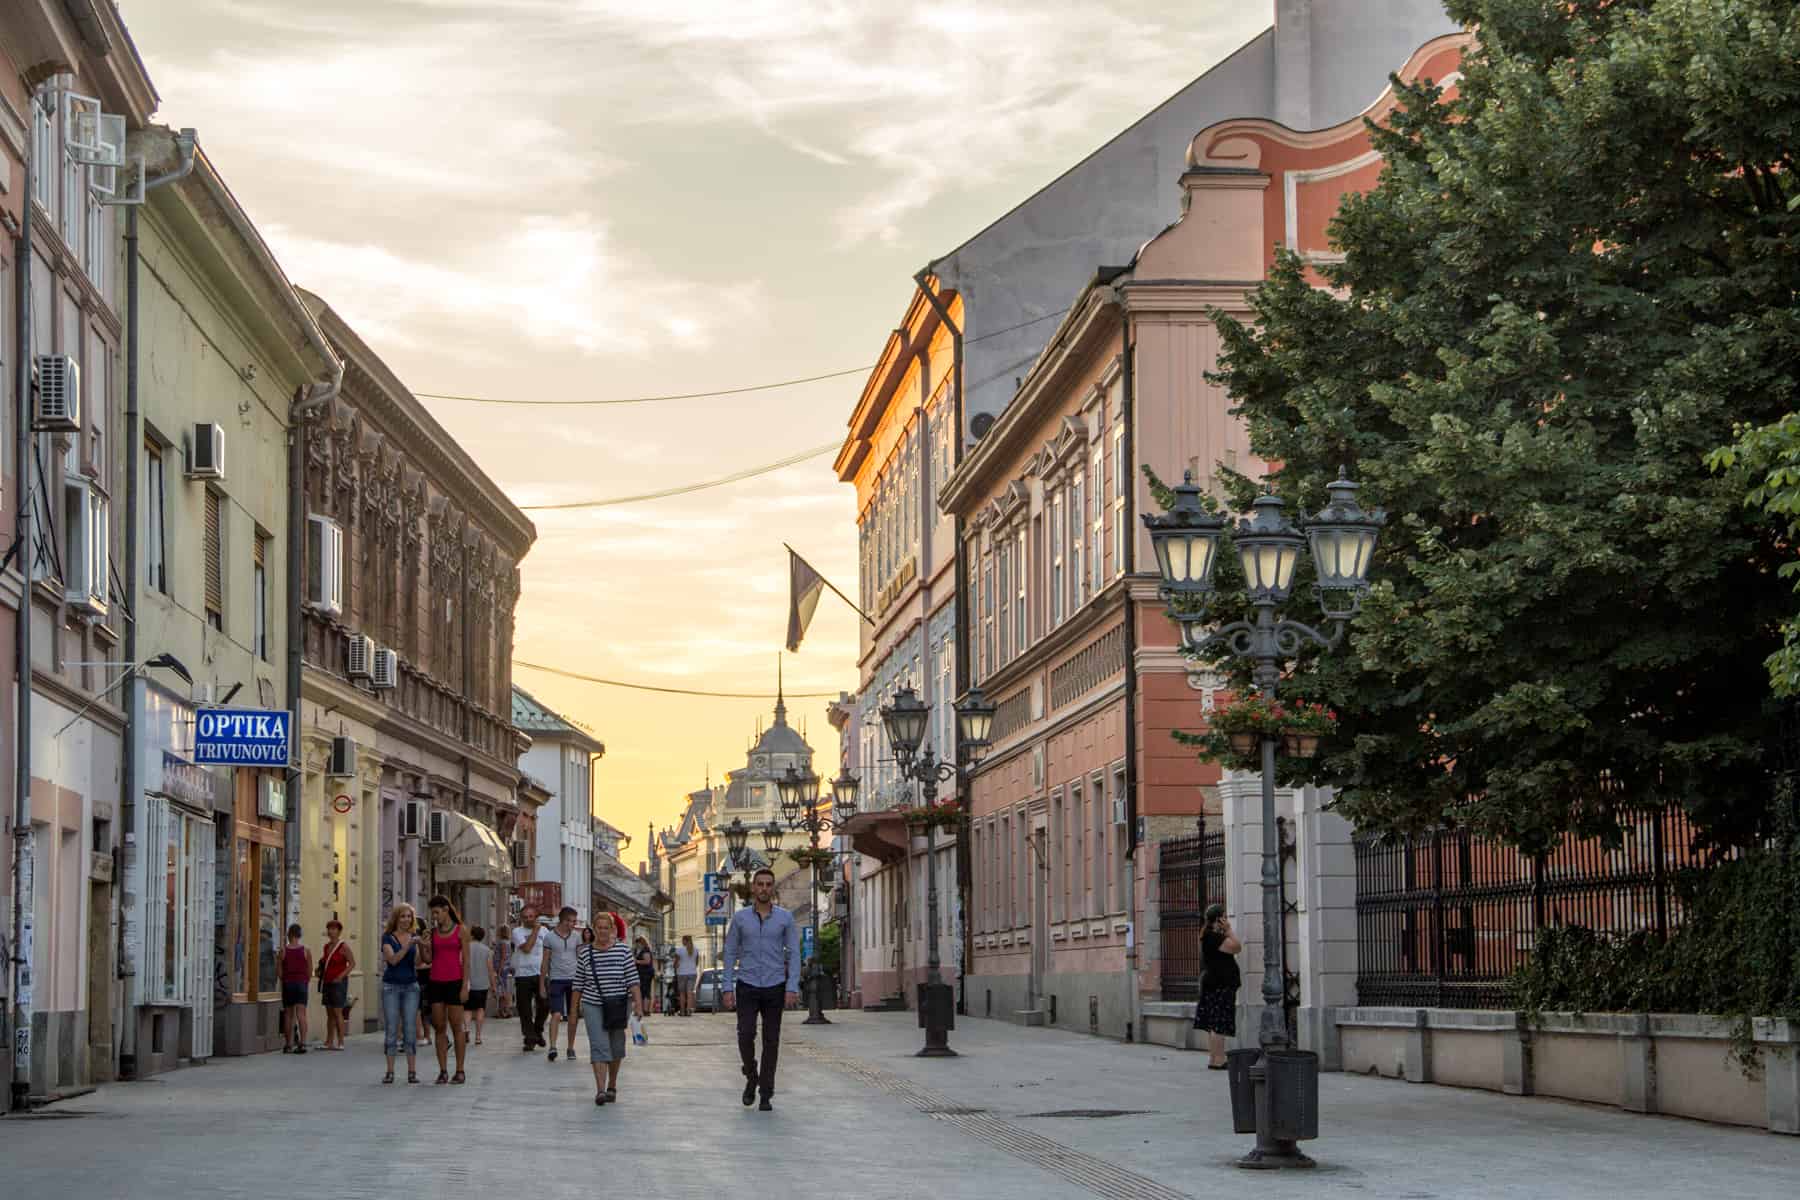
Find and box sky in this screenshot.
[121,0,1270,860]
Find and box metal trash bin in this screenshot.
[1264,1049,1320,1141]
[1225,1048,1262,1134]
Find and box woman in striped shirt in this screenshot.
[574,911,641,1106]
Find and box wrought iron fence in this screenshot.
[1158,822,1227,1001]
[1353,808,1722,1009]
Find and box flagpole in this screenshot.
[785,543,874,624]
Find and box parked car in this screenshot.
[695,969,724,1013]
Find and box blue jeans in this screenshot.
[382,982,420,1056]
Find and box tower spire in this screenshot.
[774,653,788,726]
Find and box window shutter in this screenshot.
[204,490,222,618]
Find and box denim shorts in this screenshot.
[546,978,573,1016]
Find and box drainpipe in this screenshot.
[287,317,344,940]
[912,266,971,1010]
[1116,298,1142,1038]
[460,534,471,912]
[10,86,41,1115]
[115,129,196,1082]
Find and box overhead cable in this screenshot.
[418,307,1071,408]
[515,659,841,699]
[518,441,839,511]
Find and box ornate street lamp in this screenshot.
[831,768,860,820]
[878,687,995,1057]
[760,819,784,857]
[723,817,750,868]
[780,764,839,1025]
[955,685,996,753]
[880,686,931,762]
[1143,473,1383,1170]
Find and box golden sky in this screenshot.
[123,0,1266,863]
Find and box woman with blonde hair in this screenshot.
[379,903,423,1084]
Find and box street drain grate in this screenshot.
[1021,1109,1151,1119]
[791,1040,1193,1200]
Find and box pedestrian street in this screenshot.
[5,1010,1798,1200]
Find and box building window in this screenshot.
[145,442,166,593]
[1072,781,1087,919]
[1112,424,1126,576]
[1014,527,1027,651]
[1049,490,1064,627]
[1113,766,1129,914]
[997,537,1011,665]
[204,488,223,630]
[31,98,55,214]
[1091,442,1105,593]
[1091,772,1109,915]
[981,554,994,681]
[1069,470,1085,613]
[1001,813,1013,928]
[253,532,269,661]
[1049,789,1064,923]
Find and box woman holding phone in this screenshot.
[1193,903,1242,1069]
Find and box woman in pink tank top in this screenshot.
[420,895,470,1084]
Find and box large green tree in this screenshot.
[1208,0,1800,850]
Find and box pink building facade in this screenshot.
[945,31,1470,1040]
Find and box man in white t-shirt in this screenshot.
[674,935,700,1017]
[540,907,583,1062]
[511,907,546,1052]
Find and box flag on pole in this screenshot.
[787,548,827,652]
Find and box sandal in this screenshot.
[382,1070,395,1084]
[604,1088,617,1104]
[407,1071,420,1084]
[595,1091,606,1106]
[451,1071,465,1085]
[435,1071,449,1085]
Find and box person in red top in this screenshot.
[317,920,357,1050]
[280,924,313,1054]
[418,895,471,1085]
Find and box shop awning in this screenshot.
[431,811,510,886]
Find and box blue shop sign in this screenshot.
[193,708,292,767]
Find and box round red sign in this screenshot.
[332,793,353,814]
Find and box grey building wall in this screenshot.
[932,0,1459,437]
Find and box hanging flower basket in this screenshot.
[1279,703,1337,759]
[729,881,754,902]
[1228,731,1260,757]
[901,800,961,832]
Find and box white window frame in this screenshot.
[1112,425,1127,577]
[1069,470,1085,613]
[1090,443,1105,593]
[1049,490,1064,628]
[1014,527,1027,652]
[997,536,1011,664]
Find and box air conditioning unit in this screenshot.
[326,735,356,779]
[400,799,425,840]
[32,355,81,432]
[424,810,449,847]
[347,634,375,679]
[371,648,398,690]
[305,515,344,616]
[187,422,225,480]
[62,479,108,617]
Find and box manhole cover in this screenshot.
[1020,1109,1151,1119]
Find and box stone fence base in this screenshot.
[1333,1007,1799,1135]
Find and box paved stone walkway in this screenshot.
[3,1010,1797,1199]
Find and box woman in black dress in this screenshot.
[632,937,656,1018]
[1192,903,1242,1069]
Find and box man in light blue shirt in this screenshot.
[722,867,800,1111]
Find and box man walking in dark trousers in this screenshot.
[511,906,547,1051]
[722,867,799,1111]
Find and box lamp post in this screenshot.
[879,684,995,1057]
[1142,470,1382,1170]
[777,765,859,1024]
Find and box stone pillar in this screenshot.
[1293,784,1357,1068]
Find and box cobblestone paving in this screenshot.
[4,1010,1799,1200]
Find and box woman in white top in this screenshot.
[674,935,700,1017]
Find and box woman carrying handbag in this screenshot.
[573,911,641,1108]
